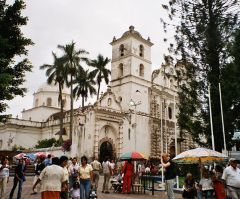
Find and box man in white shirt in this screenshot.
[33,157,68,199]
[91,157,102,190]
[68,157,79,189]
[222,158,240,199]
[102,157,112,194]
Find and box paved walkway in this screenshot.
[3,176,182,199]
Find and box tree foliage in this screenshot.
[73,69,96,108]
[161,0,239,151]
[0,0,33,121]
[58,41,89,140]
[88,54,111,99]
[40,53,67,143]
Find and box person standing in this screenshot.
[110,160,116,175]
[44,154,52,166]
[199,171,214,198]
[32,156,45,194]
[182,173,196,199]
[101,157,112,194]
[121,160,134,194]
[222,158,240,199]
[0,158,10,197]
[9,158,27,199]
[60,156,69,199]
[33,157,68,199]
[213,165,226,199]
[78,155,93,199]
[68,157,79,190]
[161,153,176,199]
[90,157,101,190]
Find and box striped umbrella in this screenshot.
[173,147,228,164]
[120,151,147,161]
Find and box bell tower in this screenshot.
[110,26,153,113]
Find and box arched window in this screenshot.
[35,99,39,107]
[139,45,144,57]
[119,44,125,56]
[118,96,122,102]
[119,63,123,77]
[139,64,144,77]
[168,107,172,119]
[47,98,52,107]
[128,129,131,140]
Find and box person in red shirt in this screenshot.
[121,160,134,194]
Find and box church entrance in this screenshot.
[99,141,113,163]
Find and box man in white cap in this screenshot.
[222,158,240,199]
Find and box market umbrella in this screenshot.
[25,153,37,160]
[120,151,147,161]
[172,147,228,164]
[34,152,46,157]
[14,153,26,159]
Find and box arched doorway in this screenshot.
[99,141,113,163]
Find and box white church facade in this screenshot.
[0,26,195,160]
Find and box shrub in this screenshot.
[35,138,61,149]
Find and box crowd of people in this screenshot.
[180,158,240,199]
[0,153,239,199]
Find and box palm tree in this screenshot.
[73,69,96,108]
[58,41,89,140]
[40,53,66,143]
[88,54,111,100]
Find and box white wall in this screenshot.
[22,106,60,122]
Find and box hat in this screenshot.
[229,158,237,162]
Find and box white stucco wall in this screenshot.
[22,106,60,122]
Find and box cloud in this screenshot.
[5,0,170,117]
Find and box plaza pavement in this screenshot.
[3,176,182,199]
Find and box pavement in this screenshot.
[3,176,182,199]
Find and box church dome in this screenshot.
[36,82,70,94]
[122,26,143,38]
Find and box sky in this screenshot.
[5,0,173,117]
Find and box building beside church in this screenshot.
[0,26,195,160]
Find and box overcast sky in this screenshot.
[6,0,173,117]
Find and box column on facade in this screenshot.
[150,125,161,158]
[117,122,123,158]
[163,102,169,153]
[94,122,100,158]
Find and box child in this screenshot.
[182,173,196,199]
[199,171,214,199]
[71,181,80,199]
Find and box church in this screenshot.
[0,26,195,160]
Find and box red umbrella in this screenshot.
[35,152,46,157]
[120,152,147,161]
[14,153,26,159]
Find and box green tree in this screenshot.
[221,28,240,141]
[88,54,111,100]
[73,69,96,108]
[0,0,33,121]
[58,41,88,140]
[161,0,239,151]
[40,53,66,143]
